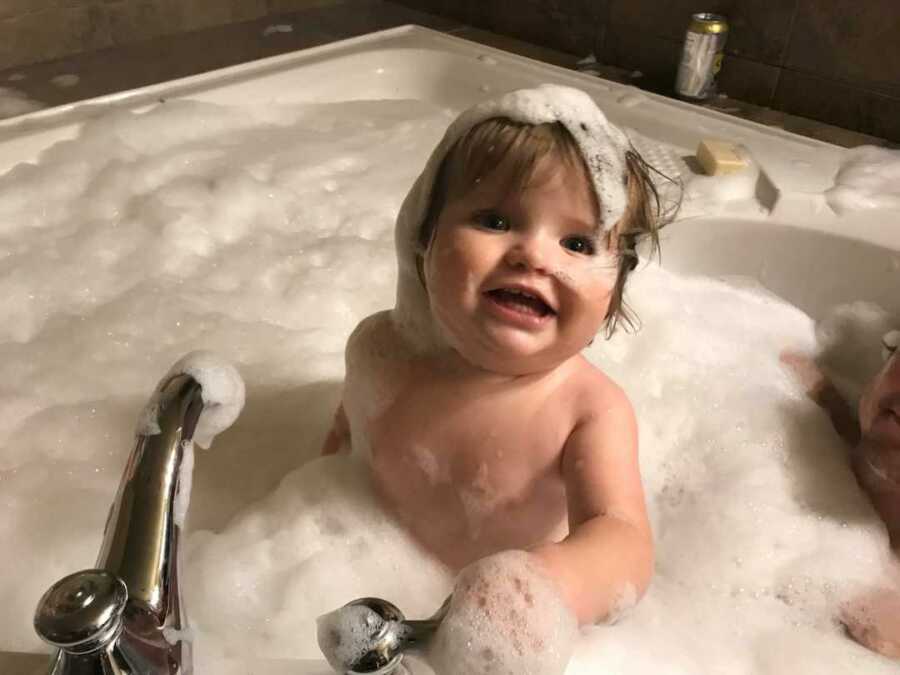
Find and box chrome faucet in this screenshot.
[318,596,451,674]
[34,372,204,674]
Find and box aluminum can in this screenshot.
[675,13,729,100]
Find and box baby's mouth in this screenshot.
[485,288,555,318]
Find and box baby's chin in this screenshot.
[432,313,592,376]
[454,339,584,377]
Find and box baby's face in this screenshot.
[859,350,900,447]
[423,156,617,375]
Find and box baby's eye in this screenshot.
[474,211,509,231]
[560,236,596,255]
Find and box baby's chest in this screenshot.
[369,379,569,490]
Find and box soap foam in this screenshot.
[825,145,900,214]
[137,350,245,449]
[428,551,579,675]
[0,97,897,675]
[814,301,898,406]
[317,603,387,672]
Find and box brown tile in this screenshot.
[609,0,799,65]
[601,30,683,95]
[785,0,900,98]
[0,3,395,108]
[468,0,605,58]
[389,0,472,24]
[267,0,352,13]
[266,0,312,11]
[450,26,580,69]
[716,53,779,106]
[307,1,463,38]
[230,0,269,23]
[774,69,900,142]
[55,0,112,7]
[79,3,115,52]
[0,6,110,70]
[104,0,186,45]
[182,0,238,32]
[0,0,56,21]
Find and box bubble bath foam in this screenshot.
[0,25,898,675]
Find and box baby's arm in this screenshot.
[531,384,654,624]
[426,383,651,673]
[321,402,349,456]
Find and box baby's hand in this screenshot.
[841,588,900,659]
[427,551,578,675]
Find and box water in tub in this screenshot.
[0,96,898,674]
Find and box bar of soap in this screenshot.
[696,139,747,175]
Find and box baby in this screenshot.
[323,85,666,666]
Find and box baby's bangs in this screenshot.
[416,118,590,255]
[446,119,585,198]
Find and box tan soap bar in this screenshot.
[696,139,747,175]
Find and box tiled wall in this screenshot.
[0,0,332,72]
[399,0,900,142]
[2,0,897,140]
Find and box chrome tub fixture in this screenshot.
[318,596,451,674]
[34,372,204,674]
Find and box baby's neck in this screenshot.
[434,345,575,387]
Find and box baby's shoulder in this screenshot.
[563,356,634,420]
[346,310,414,371]
[347,309,390,345]
[348,310,400,350]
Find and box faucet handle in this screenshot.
[34,569,127,655]
[318,596,452,674]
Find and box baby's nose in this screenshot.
[504,236,553,273]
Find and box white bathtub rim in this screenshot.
[1,24,897,251]
[0,24,839,158]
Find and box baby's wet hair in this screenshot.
[417,117,679,336]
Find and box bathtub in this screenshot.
[3,25,896,320]
[2,24,899,675]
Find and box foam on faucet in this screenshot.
[138,350,245,449]
[317,603,387,672]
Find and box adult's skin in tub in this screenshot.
[845,344,900,658]
[783,337,900,656]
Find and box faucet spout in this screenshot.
[35,372,205,674]
[98,373,202,619]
